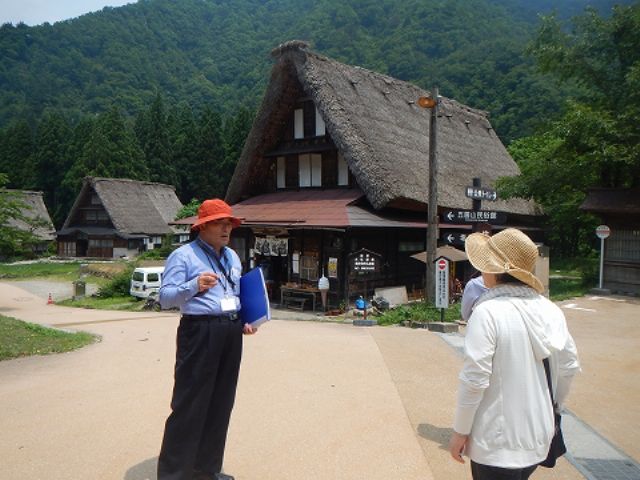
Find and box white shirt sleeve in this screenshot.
[453,306,496,434]
[554,331,580,409]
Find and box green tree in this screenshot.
[0,120,35,188]
[222,106,253,187]
[498,4,640,255]
[193,105,225,199]
[528,5,640,185]
[57,117,97,225]
[135,92,176,187]
[30,112,71,226]
[168,103,200,202]
[98,106,147,180]
[499,123,598,256]
[0,0,599,144]
[176,198,201,219]
[60,107,146,224]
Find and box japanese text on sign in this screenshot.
[435,258,449,309]
[455,210,497,221]
[353,253,377,271]
[465,186,497,202]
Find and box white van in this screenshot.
[130,266,165,299]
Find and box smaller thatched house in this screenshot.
[4,190,55,254]
[220,41,542,308]
[581,188,640,295]
[57,177,183,259]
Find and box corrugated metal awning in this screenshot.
[174,190,433,229]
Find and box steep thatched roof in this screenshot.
[61,177,182,236]
[226,41,537,216]
[4,190,55,240]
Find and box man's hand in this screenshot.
[243,324,257,335]
[448,431,468,464]
[198,272,219,292]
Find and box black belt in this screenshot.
[181,313,239,322]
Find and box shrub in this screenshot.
[97,263,135,298]
[376,301,461,326]
[580,257,599,287]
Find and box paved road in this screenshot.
[1,282,639,480]
[6,279,99,301]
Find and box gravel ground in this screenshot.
[5,279,99,302]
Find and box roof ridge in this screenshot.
[87,176,176,190]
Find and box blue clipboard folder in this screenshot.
[239,267,271,327]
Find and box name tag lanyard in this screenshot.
[196,239,236,295]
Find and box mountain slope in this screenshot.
[0,0,625,141]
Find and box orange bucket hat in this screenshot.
[191,199,242,231]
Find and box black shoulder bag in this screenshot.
[539,357,567,468]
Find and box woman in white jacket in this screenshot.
[449,228,580,480]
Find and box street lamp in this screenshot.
[418,87,439,303]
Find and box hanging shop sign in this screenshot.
[254,236,288,256]
[328,257,338,278]
[349,248,382,274]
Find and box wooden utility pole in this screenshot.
[425,87,439,303]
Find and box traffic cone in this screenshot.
[47,293,54,305]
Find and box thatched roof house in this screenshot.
[5,190,55,240]
[217,41,543,308]
[226,40,537,217]
[57,177,183,258]
[4,190,55,254]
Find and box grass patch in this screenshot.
[57,295,143,311]
[548,256,598,301]
[0,315,98,361]
[376,301,461,326]
[0,262,81,280]
[0,261,110,286]
[549,277,590,301]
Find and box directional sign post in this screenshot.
[465,185,497,202]
[595,225,610,290]
[440,230,468,247]
[435,257,449,318]
[442,209,507,224]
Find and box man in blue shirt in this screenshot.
[157,199,256,480]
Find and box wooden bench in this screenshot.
[283,296,308,311]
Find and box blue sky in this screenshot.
[0,0,137,26]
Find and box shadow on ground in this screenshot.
[418,423,454,451]
[124,457,157,480]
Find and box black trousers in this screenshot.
[471,460,538,480]
[158,316,243,480]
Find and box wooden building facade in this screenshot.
[57,177,184,259]
[581,188,640,295]
[181,41,542,309]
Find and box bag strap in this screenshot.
[543,357,557,408]
[194,239,236,290]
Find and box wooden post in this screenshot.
[426,86,439,303]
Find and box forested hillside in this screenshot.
[0,0,623,141]
[0,0,635,246]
